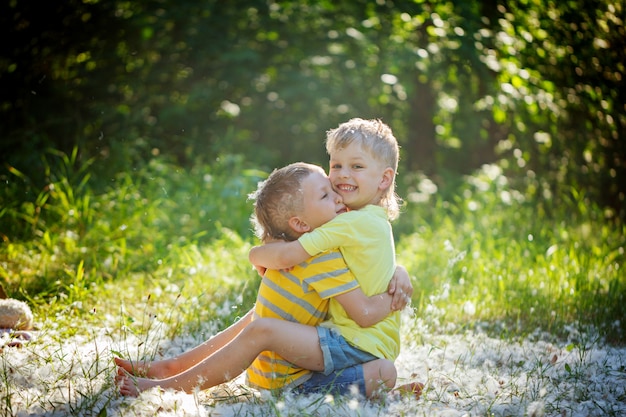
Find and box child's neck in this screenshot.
[347,203,375,211]
[356,194,383,210]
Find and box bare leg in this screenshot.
[115,310,254,379]
[361,359,396,398]
[116,317,324,396]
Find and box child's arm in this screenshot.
[249,241,310,270]
[333,289,393,328]
[333,266,411,328]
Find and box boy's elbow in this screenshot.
[248,247,258,264]
[249,246,272,267]
[353,315,377,328]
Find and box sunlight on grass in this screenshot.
[397,164,625,343]
[1,154,625,415]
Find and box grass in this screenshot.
[396,164,626,344]
[0,150,624,415]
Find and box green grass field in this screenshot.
[1,151,624,415]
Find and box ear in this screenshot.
[378,167,395,190]
[288,216,312,234]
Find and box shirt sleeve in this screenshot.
[298,213,358,256]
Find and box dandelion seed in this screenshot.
[527,400,545,417]
[546,245,558,257]
[438,283,450,300]
[463,301,476,316]
[348,398,359,409]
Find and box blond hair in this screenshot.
[325,118,401,220]
[249,162,323,242]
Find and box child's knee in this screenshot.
[364,358,396,388]
[246,317,275,339]
[379,359,397,388]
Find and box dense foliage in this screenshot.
[1,0,624,236]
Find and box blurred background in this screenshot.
[2,0,624,224]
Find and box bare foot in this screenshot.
[11,330,33,341]
[116,367,161,397]
[114,356,178,379]
[114,357,150,377]
[393,381,424,400]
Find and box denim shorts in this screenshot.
[316,326,378,375]
[296,363,366,397]
[294,326,378,397]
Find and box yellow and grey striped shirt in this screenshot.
[246,249,359,391]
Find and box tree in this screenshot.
[2,0,624,220]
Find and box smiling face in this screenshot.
[328,142,392,211]
[325,118,400,217]
[298,169,347,231]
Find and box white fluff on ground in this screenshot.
[1,309,625,417]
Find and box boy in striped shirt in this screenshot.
[115,162,411,398]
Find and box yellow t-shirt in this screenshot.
[246,249,359,390]
[298,205,400,360]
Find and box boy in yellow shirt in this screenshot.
[116,161,412,398]
[250,118,417,395]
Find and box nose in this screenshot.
[333,191,343,204]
